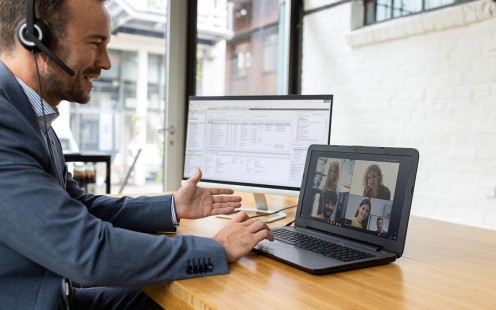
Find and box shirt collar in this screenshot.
[15,77,59,134]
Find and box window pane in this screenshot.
[60,2,167,194]
[263,30,278,73]
[425,0,456,10]
[196,0,289,96]
[393,0,422,17]
[364,0,471,25]
[376,0,392,22]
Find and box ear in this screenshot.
[16,19,53,52]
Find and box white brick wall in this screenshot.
[302,0,496,229]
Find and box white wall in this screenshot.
[302,0,496,229]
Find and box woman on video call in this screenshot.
[351,199,371,229]
[363,164,391,200]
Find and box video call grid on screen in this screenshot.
[183,96,333,189]
[300,152,408,240]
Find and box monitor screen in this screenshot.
[183,95,333,214]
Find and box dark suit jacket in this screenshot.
[0,61,228,309]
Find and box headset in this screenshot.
[16,0,75,76]
[15,0,76,166]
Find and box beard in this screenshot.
[324,208,333,218]
[40,45,100,104]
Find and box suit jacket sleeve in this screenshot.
[0,92,229,287]
[65,173,177,233]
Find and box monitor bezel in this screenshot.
[182,94,334,195]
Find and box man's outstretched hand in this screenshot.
[174,168,242,219]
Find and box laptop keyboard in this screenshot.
[272,228,375,262]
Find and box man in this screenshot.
[321,190,337,221]
[0,0,273,309]
[376,218,387,235]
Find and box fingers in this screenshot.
[212,195,242,203]
[209,203,238,216]
[187,167,202,184]
[212,201,241,212]
[232,211,250,222]
[246,217,271,232]
[254,229,274,242]
[232,212,271,229]
[235,214,273,241]
[209,188,235,195]
[246,218,274,242]
[215,213,274,262]
[210,197,242,215]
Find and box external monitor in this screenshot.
[183,95,333,221]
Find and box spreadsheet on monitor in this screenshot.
[183,95,333,191]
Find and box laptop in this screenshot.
[253,144,419,275]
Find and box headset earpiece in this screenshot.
[16,0,75,76]
[16,18,53,52]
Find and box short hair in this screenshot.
[0,0,106,53]
[0,0,70,53]
[323,191,337,205]
[377,217,383,223]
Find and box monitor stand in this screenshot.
[217,193,287,223]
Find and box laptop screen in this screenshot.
[297,146,417,247]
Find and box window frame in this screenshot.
[172,0,303,190]
[186,0,303,97]
[364,0,477,26]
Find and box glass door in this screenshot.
[56,0,168,194]
[196,0,292,96]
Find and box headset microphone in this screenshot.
[16,0,75,76]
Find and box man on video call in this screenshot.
[0,0,273,309]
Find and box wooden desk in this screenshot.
[143,193,496,309]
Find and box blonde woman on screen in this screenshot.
[324,160,340,191]
[363,164,391,200]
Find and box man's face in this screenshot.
[323,200,336,219]
[40,0,111,106]
[377,219,383,231]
